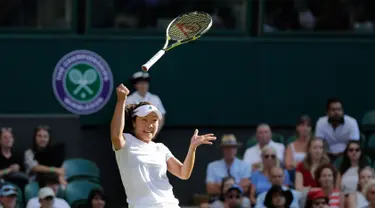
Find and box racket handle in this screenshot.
[141,50,166,72]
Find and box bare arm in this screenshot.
[295,172,309,192]
[250,184,256,204]
[167,146,196,180]
[110,84,129,150]
[285,144,295,170]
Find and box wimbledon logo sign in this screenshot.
[52,50,114,115]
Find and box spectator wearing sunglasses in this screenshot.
[249,146,291,204]
[255,167,300,208]
[0,184,18,208]
[338,140,369,190]
[304,189,329,208]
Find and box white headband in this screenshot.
[133,105,162,120]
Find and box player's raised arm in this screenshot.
[110,84,130,150]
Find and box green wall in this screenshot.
[0,36,373,126]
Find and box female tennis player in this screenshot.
[110,84,216,208]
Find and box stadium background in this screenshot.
[1,0,375,207]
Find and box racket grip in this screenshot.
[141,50,166,72]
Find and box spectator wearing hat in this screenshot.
[211,184,246,208]
[304,188,329,208]
[126,71,166,132]
[243,124,284,171]
[206,134,251,196]
[38,187,55,208]
[255,167,300,208]
[0,184,17,208]
[263,185,293,208]
[26,173,70,208]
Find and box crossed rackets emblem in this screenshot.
[68,68,97,97]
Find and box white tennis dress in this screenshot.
[115,133,180,208]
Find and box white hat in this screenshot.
[133,105,162,120]
[38,187,55,199]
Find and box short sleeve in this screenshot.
[112,133,133,152]
[206,162,216,183]
[240,162,251,179]
[158,143,174,161]
[24,149,38,174]
[349,119,360,140]
[315,119,325,139]
[154,95,166,115]
[283,169,291,185]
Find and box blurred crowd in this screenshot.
[1,0,373,32]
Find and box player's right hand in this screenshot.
[116,84,130,101]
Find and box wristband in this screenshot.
[50,167,55,173]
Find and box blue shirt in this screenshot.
[251,169,291,195]
[206,158,251,184]
[254,186,301,208]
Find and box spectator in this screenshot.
[255,167,300,208]
[220,184,246,208]
[26,173,70,208]
[243,124,284,171]
[315,98,360,161]
[295,138,329,192]
[344,166,373,208]
[285,115,311,170]
[362,179,375,207]
[24,126,66,185]
[126,71,166,133]
[0,184,17,208]
[209,176,251,208]
[304,189,329,208]
[338,140,369,190]
[314,164,340,207]
[38,187,55,208]
[249,146,291,204]
[263,185,294,208]
[206,134,251,196]
[0,128,28,191]
[87,189,106,208]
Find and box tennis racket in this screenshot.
[141,11,212,72]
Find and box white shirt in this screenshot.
[126,92,166,115]
[26,197,70,208]
[243,141,285,168]
[315,115,360,153]
[115,133,179,208]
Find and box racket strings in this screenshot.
[168,12,211,41]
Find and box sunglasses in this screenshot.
[348,148,360,152]
[263,154,276,159]
[226,194,241,199]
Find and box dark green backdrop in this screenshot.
[0,36,373,126]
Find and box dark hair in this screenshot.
[264,185,293,208]
[37,173,59,188]
[315,164,338,187]
[219,176,235,201]
[326,98,342,111]
[32,125,51,152]
[304,197,329,208]
[124,101,153,135]
[297,115,311,126]
[340,140,368,175]
[302,137,330,170]
[87,189,106,208]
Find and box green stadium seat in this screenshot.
[64,180,102,206]
[362,110,375,126]
[367,134,375,148]
[63,158,100,183]
[286,136,297,145]
[360,133,366,149]
[246,133,285,148]
[334,155,372,169]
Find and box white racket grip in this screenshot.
[141,50,166,71]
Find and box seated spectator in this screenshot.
[0,184,17,208]
[338,140,369,189]
[243,124,284,171]
[315,98,360,161]
[285,115,311,170]
[250,146,291,204]
[206,134,251,196]
[314,164,340,207]
[263,185,294,208]
[26,173,70,208]
[24,126,66,185]
[255,167,300,208]
[210,176,250,208]
[295,138,329,192]
[38,187,55,208]
[215,184,247,208]
[362,179,375,207]
[87,189,106,208]
[304,189,329,208]
[344,166,373,208]
[0,128,28,191]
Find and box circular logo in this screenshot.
[52,50,114,115]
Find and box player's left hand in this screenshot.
[190,129,216,149]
